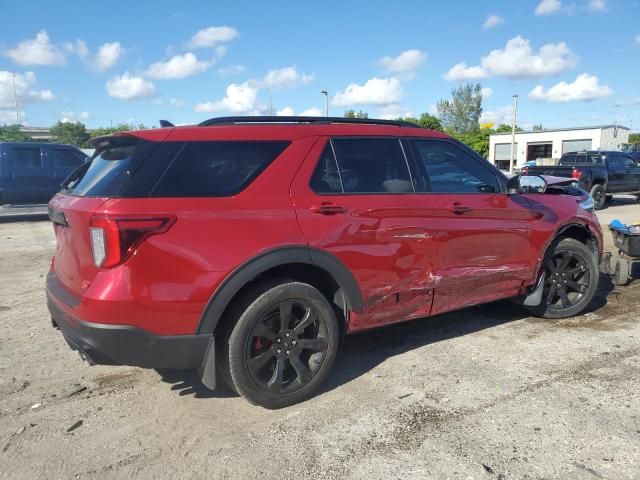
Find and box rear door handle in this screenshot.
[310,203,347,215]
[449,203,472,214]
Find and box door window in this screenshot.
[49,149,85,168]
[412,140,501,193]
[8,147,42,168]
[331,138,413,193]
[622,155,636,168]
[310,143,343,193]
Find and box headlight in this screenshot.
[579,194,595,212]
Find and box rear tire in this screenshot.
[525,238,598,319]
[590,184,606,210]
[223,281,339,409]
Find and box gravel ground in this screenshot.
[1,197,639,480]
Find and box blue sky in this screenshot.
[1,0,639,131]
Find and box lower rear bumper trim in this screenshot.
[47,295,211,369]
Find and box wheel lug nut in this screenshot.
[291,340,297,345]
[276,338,281,343]
[285,332,290,337]
[286,350,290,355]
[276,349,281,354]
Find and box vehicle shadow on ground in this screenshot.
[158,272,614,400]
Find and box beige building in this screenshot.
[489,125,630,171]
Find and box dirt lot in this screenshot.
[1,198,639,480]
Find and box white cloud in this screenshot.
[258,67,314,90]
[106,72,156,100]
[0,71,55,109]
[146,52,211,79]
[481,87,493,98]
[587,0,607,12]
[299,107,323,116]
[0,109,22,124]
[169,98,185,108]
[333,77,403,107]
[377,49,426,76]
[535,0,562,15]
[188,26,239,49]
[528,73,613,102]
[444,62,488,81]
[481,105,514,125]
[214,45,228,58]
[60,111,91,122]
[3,31,66,66]
[194,82,257,113]
[64,40,89,58]
[445,36,576,80]
[635,34,640,46]
[483,14,504,29]
[94,42,123,71]
[276,106,294,116]
[218,64,246,76]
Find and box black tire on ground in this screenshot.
[221,280,339,409]
[525,238,599,319]
[590,184,606,210]
[614,258,630,286]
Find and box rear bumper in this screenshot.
[47,273,211,369]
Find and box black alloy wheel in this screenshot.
[246,299,329,394]
[526,238,598,319]
[223,281,339,408]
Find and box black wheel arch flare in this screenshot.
[196,246,364,334]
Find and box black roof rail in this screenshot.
[197,116,420,128]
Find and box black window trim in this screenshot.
[309,136,418,196]
[408,137,507,195]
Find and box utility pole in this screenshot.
[509,94,519,174]
[12,73,22,125]
[320,90,328,117]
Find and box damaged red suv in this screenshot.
[47,116,602,408]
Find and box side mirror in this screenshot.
[507,175,547,194]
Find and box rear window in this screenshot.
[64,139,139,196]
[150,141,290,197]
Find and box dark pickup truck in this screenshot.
[524,150,640,209]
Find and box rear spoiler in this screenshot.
[88,133,138,149]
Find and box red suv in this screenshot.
[47,116,602,408]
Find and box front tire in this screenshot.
[590,184,606,210]
[525,238,599,319]
[224,281,339,409]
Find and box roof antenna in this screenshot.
[159,120,174,128]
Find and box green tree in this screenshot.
[494,123,523,133]
[629,132,640,143]
[343,109,369,119]
[0,124,31,142]
[436,83,483,134]
[50,121,90,147]
[452,127,492,158]
[532,124,544,131]
[398,113,443,131]
[88,123,132,139]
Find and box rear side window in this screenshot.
[412,140,500,193]
[8,147,42,167]
[331,138,413,193]
[49,148,86,168]
[151,141,289,197]
[560,154,576,165]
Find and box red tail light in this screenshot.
[89,215,176,268]
[571,168,582,180]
